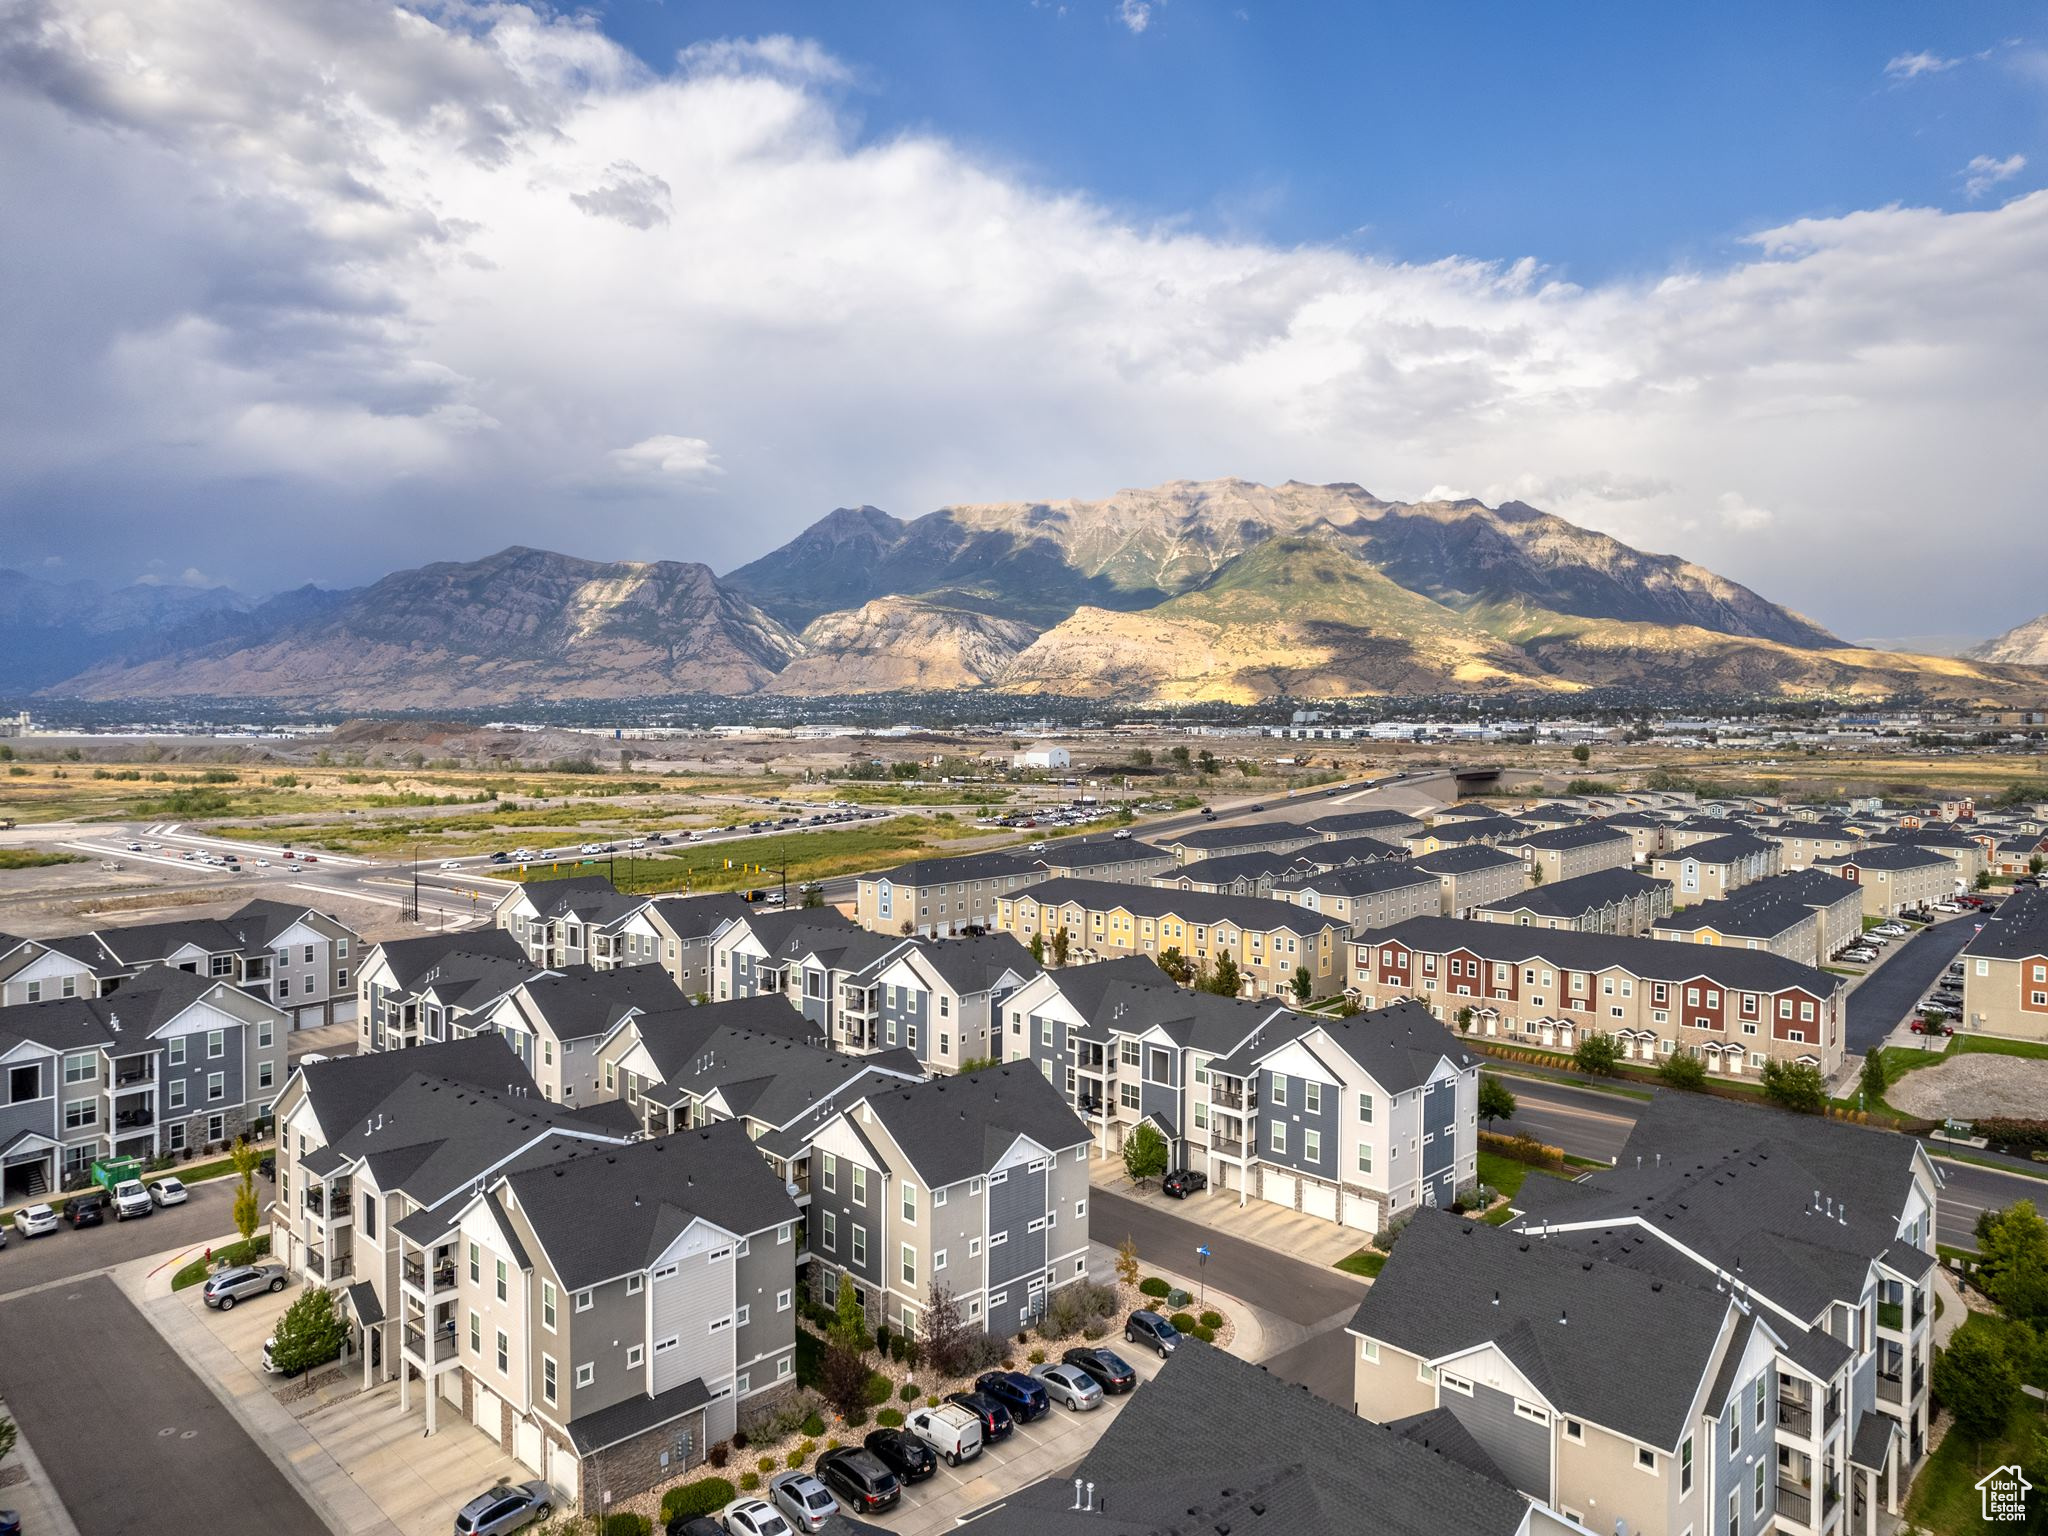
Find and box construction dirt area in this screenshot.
[1887,1051,2048,1121]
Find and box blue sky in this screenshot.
[605,2,2042,280]
[2,0,2045,638]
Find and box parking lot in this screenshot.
[0,1177,248,1295]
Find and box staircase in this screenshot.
[20,1164,48,1198]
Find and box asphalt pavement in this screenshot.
[0,1275,324,1536]
[1844,915,1980,1054]
[1493,1074,1641,1162]
[0,1179,245,1295]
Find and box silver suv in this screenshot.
[201,1262,288,1309]
[453,1481,553,1535]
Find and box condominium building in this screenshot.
[1812,846,1955,919]
[1958,885,2048,1041]
[1474,867,1673,936]
[1651,833,1781,904]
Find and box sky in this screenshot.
[1,0,2045,642]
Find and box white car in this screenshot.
[256,858,271,868]
[126,841,142,851]
[627,838,647,850]
[1027,841,1046,853]
[440,859,463,870]
[149,1177,189,1207]
[1874,923,1909,938]
[13,1204,58,1238]
[717,1498,793,1536]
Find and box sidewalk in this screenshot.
[0,1401,83,1536]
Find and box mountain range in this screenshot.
[16,479,2048,707]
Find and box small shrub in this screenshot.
[844,1407,868,1428]
[739,1473,760,1493]
[802,1411,826,1437]
[863,1372,892,1406]
[786,1449,805,1470]
[707,1444,730,1470]
[757,1456,777,1475]
[601,1516,650,1536]
[662,1479,735,1523]
[1029,1347,1047,1364]
[1199,1311,1222,1329]
[1169,1312,1197,1333]
[731,1431,750,1452]
[1192,1324,1217,1343]
[899,1381,921,1403]
[826,1438,841,1452]
[1082,1323,1105,1340]
[877,1408,904,1428]
[926,1395,939,1408]
[1138,1276,1171,1299]
[800,1440,818,1458]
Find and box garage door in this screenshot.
[472,1385,502,1438]
[440,1369,463,1408]
[1300,1180,1338,1222]
[546,1438,580,1504]
[1214,1161,1235,1192]
[1341,1192,1378,1232]
[1261,1170,1297,1212]
[332,998,358,1026]
[295,1004,328,1031]
[514,1419,544,1476]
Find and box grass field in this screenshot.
[1904,1313,2048,1534]
[510,819,989,895]
[0,847,84,869]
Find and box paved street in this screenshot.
[0,1179,248,1294]
[1844,914,1980,1053]
[0,1275,324,1536]
[1493,1074,1641,1162]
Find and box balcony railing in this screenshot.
[304,1184,353,1218]
[1878,1300,1904,1332]
[1777,1481,1812,1526]
[1824,1391,1842,1431]
[1912,1291,1928,1328]
[114,1107,155,1130]
[1211,1085,1254,1111]
[404,1325,455,1363]
[306,1247,328,1280]
[1877,1371,1903,1405]
[401,1254,455,1291]
[112,1061,155,1089]
[1778,1394,1813,1436]
[1212,1137,1248,1160]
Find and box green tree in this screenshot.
[1573,1033,1622,1076]
[1203,952,1242,997]
[1168,745,1192,771]
[1659,1052,1708,1091]
[230,1138,262,1243]
[1976,869,1994,890]
[1128,747,1154,769]
[1572,744,1592,765]
[268,1286,350,1375]
[1114,1235,1141,1289]
[802,885,824,908]
[1456,1006,1475,1032]
[1122,1123,1169,1183]
[1051,927,1071,967]
[829,1278,871,1355]
[1759,1059,1828,1114]
[1529,863,1546,885]
[1858,1051,1889,1109]
[1291,966,1313,1004]
[1975,1201,2048,1325]
[2032,853,2046,877]
[1156,946,1193,985]
[1197,750,1217,775]
[1028,932,1045,965]
[1931,1323,2021,1458]
[919,1282,968,1378]
[1477,1074,1517,1127]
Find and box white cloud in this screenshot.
[1714,492,1775,532]
[676,34,851,84]
[1118,1,1155,35]
[1963,153,2027,199]
[1,0,2047,637]
[1884,50,1960,80]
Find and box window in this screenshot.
[1356,1143,1372,1175]
[1563,1418,1584,1443]
[852,1165,867,1206]
[1119,1082,1140,1111]
[63,1052,96,1084]
[495,1330,509,1375]
[708,1315,732,1335]
[1679,1434,1693,1495]
[169,1037,186,1067]
[968,1237,981,1257]
[495,1259,508,1302]
[1357,1091,1373,1123]
[469,1312,481,1354]
[1359,1338,1379,1363]
[852,1224,867,1266]
[469,1243,481,1284]
[1270,1074,1287,1107]
[777,1288,792,1312]
[65,1099,95,1130]
[542,1281,557,1331]
[902,1245,916,1285]
[542,1356,558,1405]
[934,1248,948,1272]
[1417,1360,1435,1383]
[627,1344,644,1368]
[1269,1121,1286,1154]
[575,1289,593,1312]
[1752,1458,1766,1516]
[575,1362,594,1389]
[1753,1375,1767,1429]
[1440,1371,1473,1396]
[1637,1447,1657,1473]
[1303,1128,1322,1161]
[902,1183,916,1224]
[821,1152,837,1194]
[1304,1081,1322,1115]
[206,1071,224,1103]
[1513,1401,1549,1427]
[207,1028,225,1059]
[626,1273,643,1295]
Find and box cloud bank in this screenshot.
[1,0,2045,638]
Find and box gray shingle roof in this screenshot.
[1516,822,1632,852]
[1166,820,1317,853]
[503,964,686,1042]
[1018,878,1347,937]
[856,1065,1089,1188]
[1408,845,1520,875]
[294,1034,538,1144]
[1302,834,1407,867]
[1211,999,1472,1089]
[374,928,535,991]
[1965,885,2048,960]
[1475,866,1666,920]
[872,849,1038,886]
[1033,838,1169,871]
[1659,832,1775,865]
[1351,1211,1733,1448]
[648,892,752,942]
[907,933,1039,995]
[619,997,826,1082]
[1816,844,1951,872]
[1305,808,1423,837]
[1274,863,1437,900]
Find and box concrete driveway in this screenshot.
[1086,1162,1364,1268]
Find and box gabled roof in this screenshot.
[647,892,753,943]
[1351,1212,1733,1449]
[656,1027,923,1131]
[1017,878,1347,937]
[620,997,827,1081]
[1304,808,1423,837]
[0,965,275,1055]
[1658,832,1775,865]
[870,850,1038,886]
[904,933,1040,995]
[1167,849,1313,888]
[373,928,534,992]
[854,1065,1089,1189]
[1301,834,1407,867]
[1965,886,2048,960]
[505,1120,798,1292]
[1166,820,1317,852]
[1071,975,1285,1055]
[502,964,686,1042]
[1408,845,1520,876]
[294,1034,539,1144]
[1213,999,1472,1091]
[1275,862,1437,900]
[1033,838,1170,872]
[1360,916,1843,996]
[1515,822,1632,852]
[1475,866,1666,920]
[515,874,649,929]
[1817,843,1953,872]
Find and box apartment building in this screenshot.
[0,900,361,1028]
[1474,867,1673,936]
[1274,862,1441,934]
[863,933,1038,1070]
[0,965,289,1198]
[958,1318,1579,1536]
[1514,823,1635,884]
[1031,838,1176,883]
[1408,819,1528,857]
[1349,917,1847,1076]
[1155,849,1307,898]
[1306,808,1425,844]
[1603,810,1677,863]
[1409,845,1526,918]
[472,964,689,1105]
[644,895,753,997]
[805,1067,1091,1337]
[1867,828,1987,886]
[1651,832,1781,904]
[1812,846,1954,918]
[356,929,540,1052]
[1958,885,2048,1041]
[853,850,1044,937]
[1651,869,1866,971]
[1761,823,1867,870]
[1506,1093,1938,1534]
[497,876,664,971]
[1159,820,1321,866]
[1665,817,1762,850]
[708,907,865,1005]
[996,878,1349,999]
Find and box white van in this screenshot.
[904,1403,983,1466]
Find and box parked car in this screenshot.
[974,1369,1051,1423]
[717,1497,794,1536]
[113,1179,153,1220]
[665,1520,723,1536]
[1912,1016,1954,1036]
[66,1192,107,1229]
[12,1204,57,1238]
[815,1447,902,1513]
[903,1402,983,1465]
[1125,1309,1180,1357]
[861,1427,936,1483]
[452,1480,554,1535]
[946,1390,1014,1443]
[767,1472,835,1535]
[1032,1361,1104,1411]
[202,1262,288,1309]
[1063,1345,1137,1393]
[1160,1167,1208,1198]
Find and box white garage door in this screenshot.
[295,1004,327,1031]
[472,1384,502,1437]
[332,998,358,1026]
[546,1438,580,1504]
[1341,1192,1379,1232]
[514,1419,544,1476]
[1261,1170,1297,1212]
[440,1369,463,1408]
[1301,1180,1338,1222]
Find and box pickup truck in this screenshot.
[903,1403,983,1467]
[113,1179,154,1220]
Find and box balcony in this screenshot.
[1211,1084,1254,1112]
[304,1182,353,1219]
[306,1246,328,1280]
[1824,1390,1842,1431]
[113,1106,155,1130]
[1912,1290,1928,1329]
[111,1060,155,1089]
[1877,1371,1903,1405]
[404,1325,456,1364]
[1212,1137,1248,1160]
[1776,1480,1811,1526]
[1778,1392,1813,1437]
[401,1253,455,1291]
[1878,1300,1904,1332]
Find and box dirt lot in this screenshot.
[1888,1052,2048,1120]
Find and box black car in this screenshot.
[1246,803,1265,812]
[947,1390,1014,1442]
[259,1153,276,1180]
[862,1428,936,1483]
[974,1369,1051,1423]
[1063,1346,1136,1394]
[65,1193,106,1229]
[664,1519,723,1536]
[817,1447,901,1514]
[1161,1167,1208,1198]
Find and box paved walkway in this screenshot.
[0,1400,83,1536]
